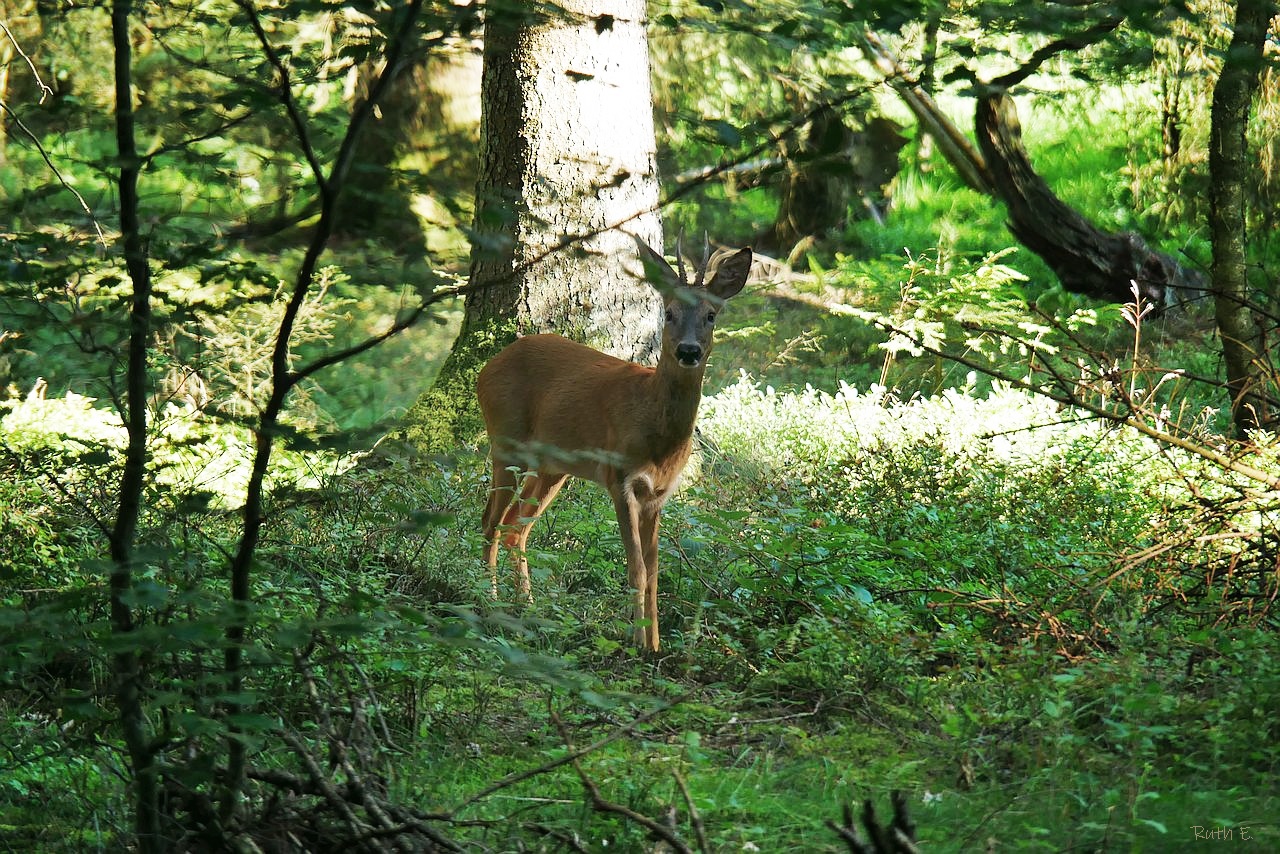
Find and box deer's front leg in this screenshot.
[639,508,661,653]
[611,484,649,650]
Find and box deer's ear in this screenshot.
[634,236,681,293]
[706,247,752,300]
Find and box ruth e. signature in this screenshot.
[1190,825,1256,842]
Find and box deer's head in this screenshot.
[635,235,752,369]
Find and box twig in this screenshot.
[713,700,823,730]
[672,771,708,854]
[280,731,376,849]
[220,0,427,819]
[234,0,328,192]
[0,100,107,246]
[141,109,256,165]
[988,17,1124,91]
[554,714,694,854]
[0,21,52,101]
[290,278,478,385]
[850,312,1280,490]
[826,792,921,854]
[526,823,591,853]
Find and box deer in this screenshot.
[475,236,752,652]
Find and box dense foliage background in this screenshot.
[2,1,1278,850]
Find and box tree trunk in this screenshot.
[1209,0,1274,436]
[109,2,161,848]
[770,104,907,254]
[771,104,858,252]
[975,91,1205,306]
[334,40,481,253]
[333,50,431,244]
[865,28,1207,308]
[400,0,664,452]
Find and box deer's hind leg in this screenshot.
[482,459,520,598]
[493,471,568,601]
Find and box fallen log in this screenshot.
[975,91,1205,307]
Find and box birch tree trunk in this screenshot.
[400,0,664,452]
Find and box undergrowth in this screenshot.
[4,358,1280,849]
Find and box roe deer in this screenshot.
[476,236,752,652]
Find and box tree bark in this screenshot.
[976,91,1205,306]
[1209,0,1274,436]
[400,0,664,452]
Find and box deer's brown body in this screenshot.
[477,238,751,651]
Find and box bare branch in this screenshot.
[233,0,328,193]
[290,277,477,386]
[0,100,107,246]
[221,0,427,819]
[859,30,994,195]
[875,317,1280,490]
[827,793,921,854]
[0,20,52,101]
[673,771,709,854]
[140,109,256,166]
[988,16,1124,91]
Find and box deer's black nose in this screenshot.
[675,344,703,366]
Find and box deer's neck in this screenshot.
[650,356,707,446]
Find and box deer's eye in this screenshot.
[664,308,676,323]
[706,310,717,324]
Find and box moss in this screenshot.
[394,320,515,455]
